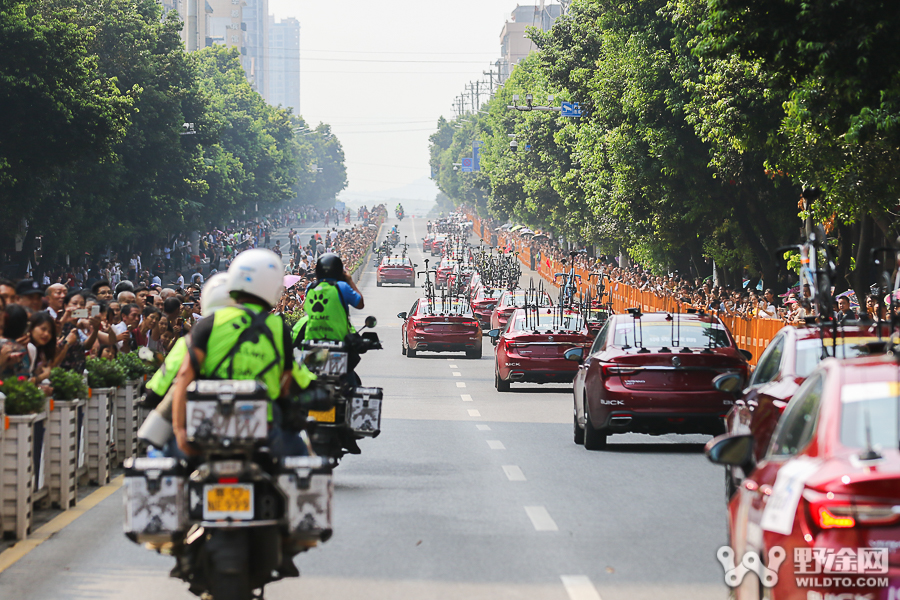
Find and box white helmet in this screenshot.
[227,248,284,307]
[200,272,236,317]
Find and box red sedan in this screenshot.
[706,355,900,600]
[471,285,504,329]
[376,256,416,287]
[724,325,881,497]
[489,289,553,336]
[435,257,457,289]
[430,236,446,256]
[398,298,483,359]
[491,307,593,391]
[422,234,433,252]
[569,311,750,449]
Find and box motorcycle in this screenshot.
[297,316,384,462]
[395,208,404,221]
[125,376,336,600]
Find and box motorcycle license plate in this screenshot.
[308,407,336,423]
[204,484,254,520]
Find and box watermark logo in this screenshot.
[717,546,889,590]
[717,546,786,588]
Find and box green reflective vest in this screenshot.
[200,304,315,400]
[302,281,350,341]
[146,337,188,397]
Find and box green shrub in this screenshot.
[85,357,126,388]
[50,368,88,400]
[283,310,305,330]
[1,377,47,415]
[116,351,156,380]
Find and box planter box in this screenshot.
[48,400,84,509]
[31,406,50,507]
[1,412,46,540]
[114,380,142,467]
[84,388,114,486]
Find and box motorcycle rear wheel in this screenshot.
[207,530,252,600]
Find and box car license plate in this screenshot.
[204,484,254,520]
[308,407,336,423]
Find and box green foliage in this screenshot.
[115,352,155,380]
[86,357,126,388]
[283,310,305,330]
[1,377,47,415]
[50,367,88,400]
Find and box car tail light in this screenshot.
[601,366,641,378]
[805,490,900,529]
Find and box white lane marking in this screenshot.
[502,465,526,481]
[452,372,461,377]
[524,506,558,531]
[456,382,466,388]
[460,394,473,402]
[560,575,603,600]
[476,424,491,431]
[448,364,458,368]
[487,440,505,450]
[467,409,481,417]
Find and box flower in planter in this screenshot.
[0,377,47,415]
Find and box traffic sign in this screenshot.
[561,102,582,118]
[461,157,473,173]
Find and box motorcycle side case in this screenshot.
[123,456,189,545]
[346,387,383,437]
[276,456,334,545]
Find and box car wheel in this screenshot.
[407,347,417,358]
[583,402,607,450]
[573,411,584,445]
[466,347,482,359]
[494,368,510,392]
[401,340,407,356]
[377,281,382,287]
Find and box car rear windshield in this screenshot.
[795,338,871,378]
[612,322,730,348]
[506,292,553,307]
[513,314,584,331]
[840,382,899,449]
[383,258,411,266]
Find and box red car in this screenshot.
[491,307,593,391]
[376,256,416,287]
[434,257,457,289]
[471,285,504,329]
[724,324,881,497]
[431,236,446,257]
[706,355,900,600]
[446,264,476,293]
[422,234,433,252]
[569,311,750,449]
[398,298,483,359]
[489,289,553,336]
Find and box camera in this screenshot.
[509,140,519,152]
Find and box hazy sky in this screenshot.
[266,0,555,203]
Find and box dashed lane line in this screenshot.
[487,440,505,450]
[456,382,466,388]
[524,506,558,531]
[560,575,603,600]
[452,372,461,377]
[448,364,458,368]
[502,465,526,481]
[467,409,481,417]
[476,424,491,431]
[460,394,473,402]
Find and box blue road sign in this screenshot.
[461,157,473,173]
[561,102,582,118]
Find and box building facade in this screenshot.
[499,4,562,78]
[241,0,268,97]
[267,17,301,112]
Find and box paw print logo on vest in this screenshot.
[309,289,329,313]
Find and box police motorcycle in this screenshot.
[297,316,383,461]
[126,251,336,600]
[395,204,404,221]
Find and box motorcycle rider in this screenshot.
[292,253,365,454]
[170,248,316,459]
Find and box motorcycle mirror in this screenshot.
[365,316,377,328]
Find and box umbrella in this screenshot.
[510,225,524,231]
[532,234,549,240]
[284,275,303,289]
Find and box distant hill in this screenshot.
[339,177,438,217]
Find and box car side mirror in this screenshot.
[487,329,500,338]
[564,347,584,363]
[397,312,407,320]
[414,264,418,268]
[738,349,753,361]
[705,433,755,473]
[713,372,743,396]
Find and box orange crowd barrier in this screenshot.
[467,212,783,364]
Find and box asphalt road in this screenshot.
[0,215,729,600]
